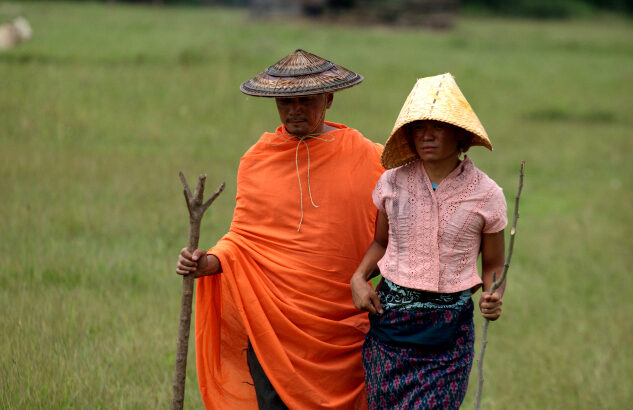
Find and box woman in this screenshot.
[350,73,507,409]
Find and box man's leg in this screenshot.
[246,340,288,410]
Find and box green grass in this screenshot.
[1,2,632,408]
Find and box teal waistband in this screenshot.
[379,278,472,311]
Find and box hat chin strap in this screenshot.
[271,107,334,232]
[270,133,336,232]
[307,100,328,135]
[267,96,334,232]
[287,95,328,137]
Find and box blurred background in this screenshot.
[1,0,631,408]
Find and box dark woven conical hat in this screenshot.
[240,49,363,97]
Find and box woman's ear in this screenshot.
[456,128,473,154]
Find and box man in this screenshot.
[177,49,383,409]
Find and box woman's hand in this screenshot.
[350,273,383,315]
[479,291,503,321]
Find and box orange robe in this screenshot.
[195,122,384,409]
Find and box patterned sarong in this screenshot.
[363,280,475,409]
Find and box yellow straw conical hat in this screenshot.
[381,73,492,169]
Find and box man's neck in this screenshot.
[322,123,337,133]
[290,123,337,137]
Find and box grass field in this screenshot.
[1,1,632,408]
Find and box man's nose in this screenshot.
[288,100,302,115]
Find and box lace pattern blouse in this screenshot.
[373,157,507,293]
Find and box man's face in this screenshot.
[275,93,333,136]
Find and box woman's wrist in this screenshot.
[352,269,371,283]
[351,271,363,283]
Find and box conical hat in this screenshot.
[240,49,363,97]
[381,73,492,169]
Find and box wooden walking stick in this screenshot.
[474,161,525,410]
[172,171,225,410]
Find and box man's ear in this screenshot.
[325,93,334,109]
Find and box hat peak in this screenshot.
[265,49,333,77]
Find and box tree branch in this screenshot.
[475,160,525,410]
[172,171,224,410]
[202,182,226,214]
[178,171,192,200]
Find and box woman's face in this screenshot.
[410,120,459,164]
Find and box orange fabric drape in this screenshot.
[195,122,384,409]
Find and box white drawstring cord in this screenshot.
[270,132,335,231]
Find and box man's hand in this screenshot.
[479,291,503,321]
[350,274,383,315]
[176,248,209,277]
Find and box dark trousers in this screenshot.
[246,340,288,410]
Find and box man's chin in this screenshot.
[286,125,309,136]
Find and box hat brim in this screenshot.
[240,68,363,97]
[381,120,492,169]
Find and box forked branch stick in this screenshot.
[172,171,225,410]
[475,161,525,410]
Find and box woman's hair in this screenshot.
[455,128,475,154]
[405,121,475,156]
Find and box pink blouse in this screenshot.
[373,157,507,293]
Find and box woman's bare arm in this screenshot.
[350,211,389,315]
[479,230,505,320]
